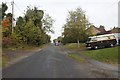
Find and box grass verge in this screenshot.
[83,46,119,65]
[64,43,86,50]
[68,54,85,62]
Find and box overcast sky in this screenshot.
[1,0,119,41]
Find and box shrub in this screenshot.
[2,37,12,47]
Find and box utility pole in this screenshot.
[11,0,14,33]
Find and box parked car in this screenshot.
[86,34,117,49]
[112,33,120,45]
[54,42,59,46]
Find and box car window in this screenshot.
[90,38,97,42]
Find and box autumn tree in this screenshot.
[2,3,12,37]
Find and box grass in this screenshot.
[2,56,9,67]
[64,43,86,50]
[83,46,119,65]
[68,54,85,62]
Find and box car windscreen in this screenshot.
[87,38,97,42]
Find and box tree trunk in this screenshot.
[77,39,80,48]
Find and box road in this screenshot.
[2,44,118,78]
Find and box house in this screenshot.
[108,27,120,33]
[86,25,107,36]
[86,25,120,36]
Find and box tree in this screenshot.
[25,6,44,28]
[2,2,8,19]
[62,8,90,46]
[57,36,63,43]
[15,6,54,46]
[16,16,24,31]
[2,3,13,36]
[2,13,13,37]
[42,14,55,33]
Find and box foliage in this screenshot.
[14,6,53,46]
[2,5,54,47]
[42,14,55,33]
[57,36,63,43]
[62,8,90,44]
[2,2,8,19]
[2,37,12,47]
[10,32,23,45]
[2,3,12,37]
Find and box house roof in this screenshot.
[106,27,120,34]
[86,25,101,35]
[109,27,120,33]
[97,26,106,34]
[86,25,107,35]
[87,25,120,35]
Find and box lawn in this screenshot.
[83,46,119,65]
[64,43,86,50]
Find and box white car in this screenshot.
[55,42,59,46]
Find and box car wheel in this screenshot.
[94,46,98,49]
[110,44,114,47]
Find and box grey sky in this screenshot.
[118,1,120,27]
[1,0,119,41]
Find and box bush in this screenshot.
[2,37,12,47]
[10,32,23,46]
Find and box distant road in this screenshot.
[2,44,118,78]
